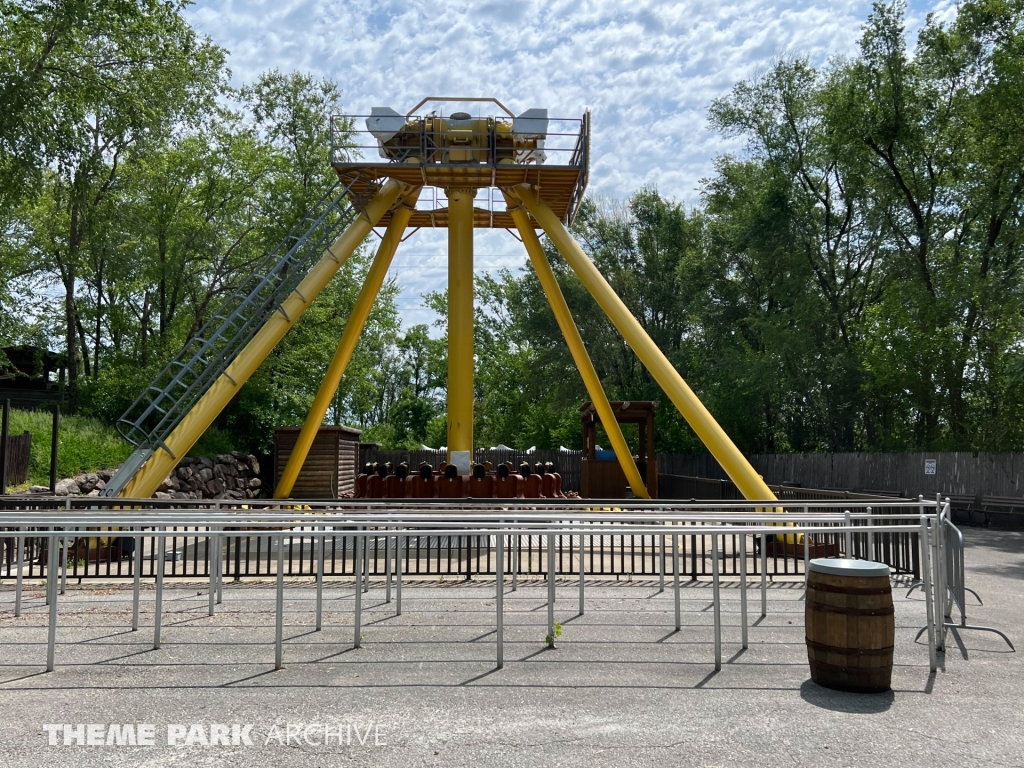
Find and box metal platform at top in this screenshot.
[330,99,590,229]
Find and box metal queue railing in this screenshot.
[0,498,925,583]
[0,501,946,674]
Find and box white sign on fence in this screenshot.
[924,459,937,475]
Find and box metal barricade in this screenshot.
[911,498,1014,651]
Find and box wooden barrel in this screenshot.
[805,558,894,693]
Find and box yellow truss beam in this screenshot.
[118,180,405,499]
[274,186,422,499]
[515,183,778,504]
[505,191,650,499]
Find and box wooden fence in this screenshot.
[3,430,32,486]
[355,448,1024,501]
[361,448,584,493]
[658,451,1024,500]
[657,474,901,502]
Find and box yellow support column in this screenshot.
[505,192,649,499]
[446,188,475,468]
[275,186,421,499]
[118,180,404,499]
[516,184,777,503]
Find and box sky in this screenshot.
[184,0,953,329]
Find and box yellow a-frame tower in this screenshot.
[105,98,777,505]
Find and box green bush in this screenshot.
[191,425,238,457]
[7,409,133,488]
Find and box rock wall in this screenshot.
[37,472,111,496]
[32,451,265,500]
[155,453,263,500]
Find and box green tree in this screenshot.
[3,0,225,410]
[241,70,353,231]
[829,0,1024,449]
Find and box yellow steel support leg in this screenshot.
[118,180,405,499]
[275,187,422,499]
[505,192,649,499]
[516,183,778,504]
[446,188,475,465]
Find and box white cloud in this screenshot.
[185,0,947,329]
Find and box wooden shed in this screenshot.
[579,401,658,499]
[274,425,362,498]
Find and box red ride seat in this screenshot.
[366,474,384,498]
[408,464,437,498]
[437,465,465,498]
[521,463,544,498]
[551,474,564,497]
[466,476,494,497]
[384,471,407,498]
[494,463,521,498]
[466,464,494,498]
[541,472,557,498]
[523,475,544,498]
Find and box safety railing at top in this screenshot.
[566,108,590,224]
[329,110,590,225]
[0,502,945,673]
[330,113,586,168]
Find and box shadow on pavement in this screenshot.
[798,679,895,713]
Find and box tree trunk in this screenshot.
[76,314,91,378]
[158,231,167,337]
[64,273,79,411]
[65,201,81,412]
[94,256,104,376]
[140,291,151,367]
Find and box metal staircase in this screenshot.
[102,179,369,497]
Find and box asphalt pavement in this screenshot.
[0,528,1020,767]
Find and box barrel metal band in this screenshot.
[807,658,892,678]
[806,601,894,617]
[808,583,892,596]
[805,638,894,657]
